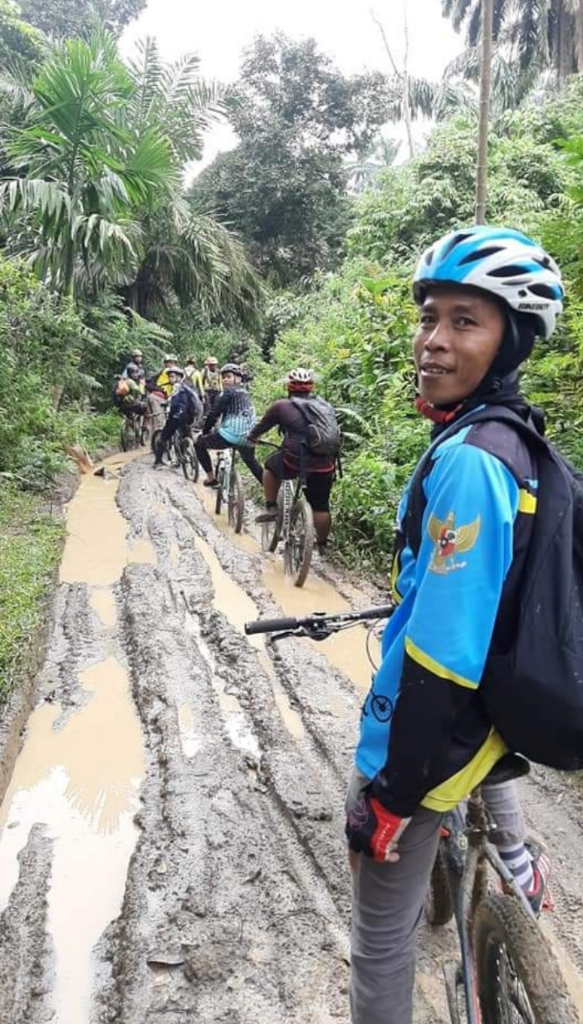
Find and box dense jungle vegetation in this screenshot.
[1,0,582,578]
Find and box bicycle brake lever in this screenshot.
[270,626,333,642]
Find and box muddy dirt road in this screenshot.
[1,452,583,1024]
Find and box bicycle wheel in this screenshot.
[261,488,283,552]
[120,418,136,452]
[180,438,199,482]
[474,894,575,1024]
[228,469,245,533]
[285,497,315,588]
[215,467,225,515]
[425,844,454,927]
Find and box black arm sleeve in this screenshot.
[203,391,228,433]
[370,653,474,818]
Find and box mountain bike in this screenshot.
[244,605,578,1024]
[259,446,315,588]
[214,447,244,533]
[120,411,146,451]
[151,423,200,482]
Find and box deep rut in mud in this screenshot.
[1,453,583,1023]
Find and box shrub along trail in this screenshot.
[0,453,582,1023]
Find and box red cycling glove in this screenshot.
[346,789,411,863]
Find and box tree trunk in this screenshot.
[475,0,494,225]
[402,0,415,160]
[577,0,583,72]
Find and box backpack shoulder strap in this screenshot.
[405,406,546,555]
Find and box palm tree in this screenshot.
[443,0,583,84]
[0,30,265,325]
[0,31,176,294]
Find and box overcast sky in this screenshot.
[121,0,463,169]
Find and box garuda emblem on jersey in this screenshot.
[428,511,481,574]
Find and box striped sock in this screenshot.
[498,842,534,893]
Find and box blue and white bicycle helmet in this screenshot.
[413,226,564,340]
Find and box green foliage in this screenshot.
[0,482,63,700]
[0,0,44,69]
[0,254,161,487]
[17,0,146,38]
[349,113,570,264]
[0,28,264,328]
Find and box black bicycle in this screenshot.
[244,606,578,1024]
[258,442,315,588]
[213,446,245,534]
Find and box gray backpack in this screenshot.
[291,396,340,457]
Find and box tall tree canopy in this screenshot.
[192,34,391,287]
[16,0,146,38]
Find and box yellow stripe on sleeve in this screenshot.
[405,636,478,690]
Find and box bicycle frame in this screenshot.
[441,789,537,1024]
[216,446,234,494]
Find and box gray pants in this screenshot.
[347,771,525,1024]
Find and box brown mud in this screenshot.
[0,452,581,1023]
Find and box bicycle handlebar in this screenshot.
[244,603,394,639]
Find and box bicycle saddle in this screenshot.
[482,752,530,786]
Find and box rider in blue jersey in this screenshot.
[345,227,564,1024]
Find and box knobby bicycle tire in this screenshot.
[215,467,225,515]
[473,894,577,1024]
[261,487,283,552]
[425,844,454,928]
[228,469,245,533]
[180,438,199,482]
[285,497,315,588]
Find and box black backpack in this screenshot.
[291,396,341,457]
[404,406,583,771]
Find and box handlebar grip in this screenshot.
[245,616,298,635]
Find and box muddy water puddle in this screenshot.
[194,536,305,741]
[61,459,156,585]
[0,656,144,1023]
[90,587,117,628]
[194,481,378,697]
[263,560,378,695]
[0,451,147,1024]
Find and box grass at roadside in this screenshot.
[0,484,64,702]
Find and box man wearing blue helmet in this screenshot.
[345,227,564,1024]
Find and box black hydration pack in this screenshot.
[404,405,583,771]
[291,396,341,457]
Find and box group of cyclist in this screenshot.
[113,353,336,552]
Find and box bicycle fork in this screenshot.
[442,807,484,1024]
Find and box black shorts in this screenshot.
[264,451,334,513]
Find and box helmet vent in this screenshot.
[441,231,474,259]
[488,264,530,278]
[528,283,558,299]
[459,245,503,265]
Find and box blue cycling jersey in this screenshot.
[355,420,537,811]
